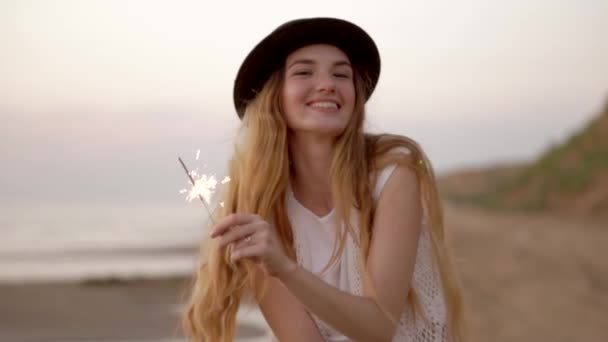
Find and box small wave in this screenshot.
[0,249,201,284]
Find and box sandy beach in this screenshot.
[1,203,607,341]
[0,277,271,342]
[445,204,608,342]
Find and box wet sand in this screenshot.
[0,277,270,341]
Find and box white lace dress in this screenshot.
[286,164,448,342]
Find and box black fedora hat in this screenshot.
[233,17,381,119]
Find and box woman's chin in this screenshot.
[309,123,347,136]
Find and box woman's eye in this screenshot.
[334,73,350,78]
[294,70,312,76]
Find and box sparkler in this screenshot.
[177,157,215,224]
[178,154,231,224]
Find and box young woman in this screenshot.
[183,17,465,342]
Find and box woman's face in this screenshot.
[281,44,355,136]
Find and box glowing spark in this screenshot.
[186,174,217,204]
[178,154,230,224]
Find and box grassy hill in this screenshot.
[440,99,608,217]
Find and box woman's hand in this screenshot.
[210,213,296,277]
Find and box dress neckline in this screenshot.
[287,184,335,222]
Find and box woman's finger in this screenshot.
[231,232,256,251]
[217,223,258,248]
[210,213,260,238]
[231,243,263,262]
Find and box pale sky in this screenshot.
[1,0,607,204]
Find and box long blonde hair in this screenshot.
[182,67,465,341]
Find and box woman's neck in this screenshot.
[289,135,334,214]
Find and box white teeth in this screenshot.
[310,101,338,109]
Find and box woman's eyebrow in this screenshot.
[286,59,315,69]
[286,59,352,69]
[333,60,352,68]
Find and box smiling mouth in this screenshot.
[307,101,341,110]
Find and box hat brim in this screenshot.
[233,17,381,119]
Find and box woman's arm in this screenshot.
[276,165,422,341]
[211,166,422,341]
[258,276,324,341]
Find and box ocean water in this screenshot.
[0,202,211,283]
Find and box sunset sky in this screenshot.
[1,0,607,204]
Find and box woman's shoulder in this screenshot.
[372,159,421,202]
[367,134,425,172]
[371,163,394,200]
[367,133,423,161]
[366,133,426,201]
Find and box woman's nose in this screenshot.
[315,72,336,93]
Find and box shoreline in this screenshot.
[0,248,200,284]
